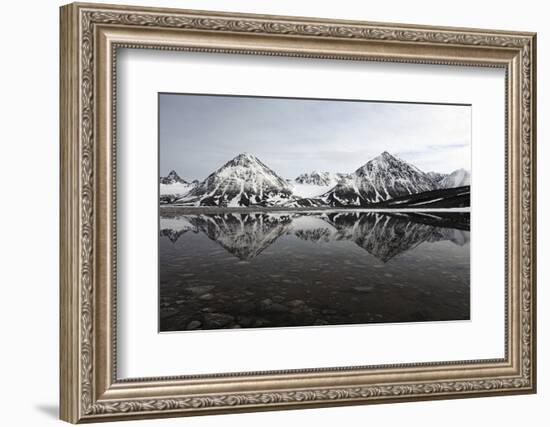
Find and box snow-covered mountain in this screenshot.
[180,153,294,207]
[439,168,471,189]
[161,152,470,208]
[295,171,342,186]
[160,171,199,204]
[322,151,438,206]
[427,171,448,183]
[292,171,347,198]
[160,170,187,185]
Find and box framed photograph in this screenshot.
[60,2,537,423]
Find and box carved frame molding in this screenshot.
[60,2,536,423]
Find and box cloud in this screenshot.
[160,93,471,180]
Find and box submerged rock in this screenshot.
[203,313,234,328]
[186,320,202,330]
[198,293,214,301]
[288,299,305,307]
[187,285,215,295]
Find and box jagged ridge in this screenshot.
[161,152,470,208]
[322,152,438,207]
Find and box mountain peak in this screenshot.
[448,168,469,176]
[295,171,340,186]
[188,152,293,207]
[439,168,470,189]
[325,151,437,206]
[233,152,258,161]
[224,152,265,168]
[160,170,187,185]
[374,151,399,162]
[358,152,402,173]
[236,152,253,158]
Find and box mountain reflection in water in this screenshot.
[159,210,470,331]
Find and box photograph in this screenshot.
[158,93,472,332]
[57,3,536,421]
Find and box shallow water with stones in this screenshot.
[159,210,470,332]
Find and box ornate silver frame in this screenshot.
[60,2,536,423]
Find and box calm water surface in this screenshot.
[159,210,470,331]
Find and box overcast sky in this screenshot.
[159,93,471,181]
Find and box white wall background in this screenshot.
[0,0,545,426]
